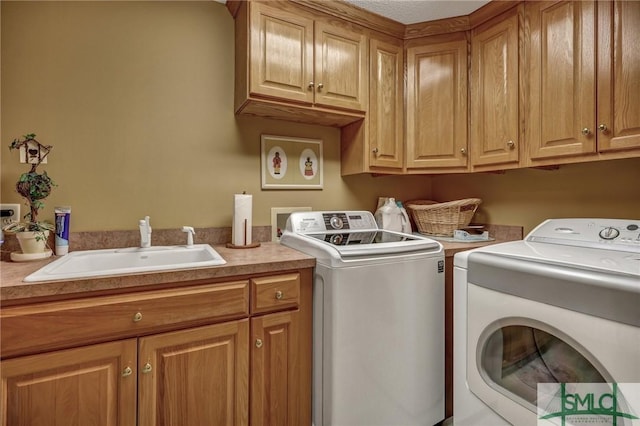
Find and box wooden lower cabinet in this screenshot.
[250,310,300,426]
[138,320,250,426]
[1,339,138,426]
[1,270,312,426]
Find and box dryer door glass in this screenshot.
[480,326,606,407]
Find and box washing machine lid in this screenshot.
[280,210,441,260]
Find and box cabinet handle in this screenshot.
[142,363,153,374]
[275,290,283,300]
[582,127,591,136]
[460,148,467,155]
[122,366,133,377]
[317,83,324,91]
[598,124,608,133]
[255,338,263,348]
[506,140,515,149]
[133,312,143,322]
[308,82,314,89]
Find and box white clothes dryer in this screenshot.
[454,218,640,425]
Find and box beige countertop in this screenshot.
[1,242,315,304]
[1,223,522,304]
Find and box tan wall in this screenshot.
[433,158,640,235]
[2,2,638,236]
[1,1,431,232]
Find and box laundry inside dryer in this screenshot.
[481,326,606,406]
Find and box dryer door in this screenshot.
[466,283,640,425]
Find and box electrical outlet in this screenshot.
[1,204,21,226]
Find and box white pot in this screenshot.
[16,230,50,254]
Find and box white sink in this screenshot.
[24,244,226,282]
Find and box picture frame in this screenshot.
[271,206,312,242]
[261,135,323,189]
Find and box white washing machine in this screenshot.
[454,218,640,425]
[280,211,445,426]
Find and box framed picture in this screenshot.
[271,206,311,242]
[261,135,323,189]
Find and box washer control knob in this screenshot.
[329,215,344,230]
[599,227,620,240]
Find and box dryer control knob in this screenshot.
[330,215,344,230]
[599,227,620,240]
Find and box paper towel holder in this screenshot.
[226,242,261,249]
[226,217,261,249]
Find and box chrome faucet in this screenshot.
[139,216,152,248]
[182,226,195,247]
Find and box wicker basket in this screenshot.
[406,198,482,237]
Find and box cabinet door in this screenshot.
[470,7,520,168]
[250,310,300,426]
[138,320,249,426]
[1,339,137,426]
[597,0,640,153]
[406,35,469,170]
[526,1,597,161]
[249,2,314,104]
[314,21,368,111]
[369,37,404,169]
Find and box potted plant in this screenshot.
[2,133,55,255]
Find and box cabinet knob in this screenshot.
[122,366,133,377]
[372,147,379,155]
[308,82,314,89]
[317,83,324,91]
[460,148,467,155]
[255,338,263,348]
[598,124,608,133]
[581,127,591,136]
[506,140,515,149]
[133,312,143,322]
[142,363,153,374]
[275,290,284,300]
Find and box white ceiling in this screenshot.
[341,0,491,25]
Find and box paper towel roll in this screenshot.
[232,193,252,246]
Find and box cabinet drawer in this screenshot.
[1,281,249,358]
[251,273,300,314]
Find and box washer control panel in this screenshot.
[527,218,640,252]
[285,211,378,234]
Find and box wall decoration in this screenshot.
[261,135,323,189]
[271,206,312,242]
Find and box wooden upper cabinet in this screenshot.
[526,0,640,165]
[470,6,521,170]
[406,33,469,172]
[249,3,314,105]
[597,0,640,154]
[369,37,404,170]
[526,1,597,162]
[314,20,368,111]
[2,339,137,426]
[236,1,368,126]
